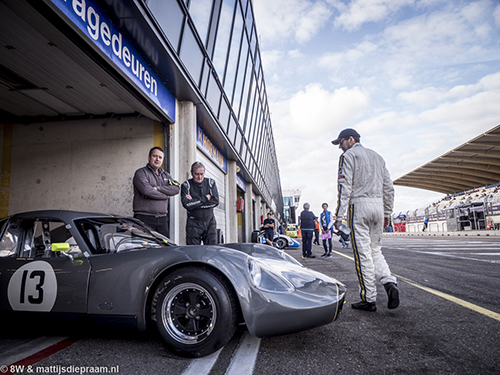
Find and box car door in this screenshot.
[0,217,91,313]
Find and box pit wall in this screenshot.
[388,220,499,237]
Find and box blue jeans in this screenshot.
[302,230,313,256]
[339,236,348,247]
[323,238,332,253]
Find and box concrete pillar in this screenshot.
[175,101,197,245]
[226,160,237,243]
[254,194,262,229]
[244,182,254,241]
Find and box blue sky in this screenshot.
[252,0,500,215]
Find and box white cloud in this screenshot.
[419,91,500,137]
[253,0,500,218]
[260,50,284,73]
[381,1,498,65]
[318,41,378,68]
[271,84,372,213]
[393,187,444,215]
[397,72,500,108]
[273,84,371,137]
[331,0,415,31]
[317,1,500,92]
[287,49,304,59]
[253,0,332,44]
[494,4,500,26]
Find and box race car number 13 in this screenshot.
[7,261,57,312]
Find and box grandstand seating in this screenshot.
[397,183,500,231]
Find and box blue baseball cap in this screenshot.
[332,128,360,145]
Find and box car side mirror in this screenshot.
[51,243,70,252]
[51,242,76,263]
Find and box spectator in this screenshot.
[334,228,349,248]
[313,218,320,246]
[133,147,180,237]
[319,203,334,257]
[299,203,317,259]
[181,162,219,245]
[278,222,285,235]
[423,217,429,232]
[262,212,275,246]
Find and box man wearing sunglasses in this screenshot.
[332,128,399,312]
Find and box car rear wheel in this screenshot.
[151,267,237,357]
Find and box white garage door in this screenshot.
[196,150,226,240]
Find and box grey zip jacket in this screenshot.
[133,164,180,216]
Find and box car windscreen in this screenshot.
[75,218,174,254]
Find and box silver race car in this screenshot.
[0,210,346,357]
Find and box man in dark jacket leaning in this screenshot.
[181,161,219,245]
[133,147,180,237]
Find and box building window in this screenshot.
[223,0,243,99]
[206,70,222,115]
[147,0,185,53]
[188,0,213,47]
[179,24,204,86]
[212,0,235,81]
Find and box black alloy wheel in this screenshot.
[151,267,237,357]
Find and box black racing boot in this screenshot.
[384,282,400,309]
[351,301,377,312]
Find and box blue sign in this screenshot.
[236,173,246,192]
[196,126,227,173]
[50,0,175,121]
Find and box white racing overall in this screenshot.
[335,143,397,303]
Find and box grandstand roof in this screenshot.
[393,123,500,194]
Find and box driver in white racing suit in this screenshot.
[332,128,399,312]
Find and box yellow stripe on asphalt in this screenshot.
[331,249,354,261]
[395,275,500,322]
[330,249,500,322]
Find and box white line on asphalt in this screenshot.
[419,251,500,263]
[225,333,261,375]
[0,336,68,365]
[181,348,222,375]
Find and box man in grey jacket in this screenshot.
[332,128,399,312]
[133,147,180,236]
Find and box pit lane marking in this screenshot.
[330,249,500,322]
[0,337,74,366]
[182,348,221,375]
[225,333,260,375]
[389,246,500,264]
[181,332,260,375]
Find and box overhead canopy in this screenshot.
[393,124,500,194]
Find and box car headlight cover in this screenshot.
[247,258,295,294]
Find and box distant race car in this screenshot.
[0,210,346,357]
[271,233,300,249]
[251,227,300,249]
[286,224,298,238]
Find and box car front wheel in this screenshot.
[151,267,237,357]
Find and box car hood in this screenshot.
[221,243,300,263]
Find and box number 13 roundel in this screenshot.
[7,261,57,312]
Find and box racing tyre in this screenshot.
[151,267,237,357]
[273,238,287,249]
